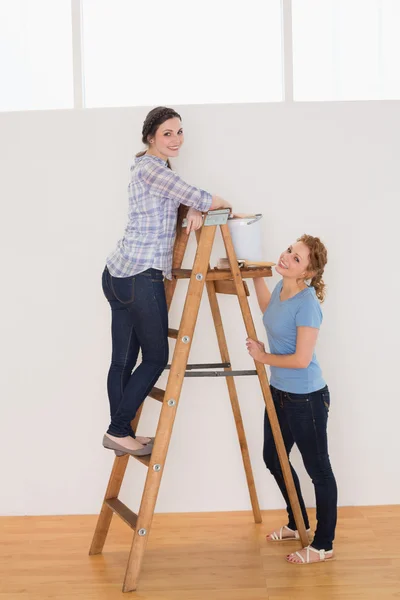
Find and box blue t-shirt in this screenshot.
[262,280,325,394]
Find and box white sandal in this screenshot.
[287,545,334,564]
[268,525,311,542]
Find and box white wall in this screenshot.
[1,101,399,516]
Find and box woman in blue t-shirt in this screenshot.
[246,234,337,565]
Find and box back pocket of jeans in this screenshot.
[110,275,135,304]
[322,390,330,413]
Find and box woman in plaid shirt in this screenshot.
[102,106,231,457]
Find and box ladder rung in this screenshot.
[172,267,272,281]
[168,328,178,339]
[166,362,231,370]
[132,455,151,467]
[184,370,257,377]
[105,498,138,529]
[148,387,165,402]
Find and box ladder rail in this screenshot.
[195,228,262,524]
[123,224,217,592]
[205,277,262,523]
[165,205,190,309]
[89,206,189,560]
[220,223,309,547]
[89,453,130,555]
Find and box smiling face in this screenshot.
[275,241,313,281]
[148,117,184,161]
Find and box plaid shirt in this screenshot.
[106,155,212,280]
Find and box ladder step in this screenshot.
[172,267,272,281]
[184,370,257,377]
[148,387,165,402]
[168,328,178,339]
[214,280,250,296]
[132,454,151,467]
[166,362,231,370]
[105,498,138,529]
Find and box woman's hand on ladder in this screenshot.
[186,208,204,234]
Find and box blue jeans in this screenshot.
[102,266,169,437]
[263,385,337,550]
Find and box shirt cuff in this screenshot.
[196,191,213,213]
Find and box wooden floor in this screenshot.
[1,506,399,599]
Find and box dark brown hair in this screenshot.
[136,106,182,168]
[297,234,328,302]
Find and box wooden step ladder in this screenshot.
[89,207,308,592]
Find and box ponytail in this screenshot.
[297,234,328,303]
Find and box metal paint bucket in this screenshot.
[227,214,263,261]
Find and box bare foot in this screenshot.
[105,433,145,452]
[286,546,334,564]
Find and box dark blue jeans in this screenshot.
[102,266,169,437]
[263,385,337,550]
